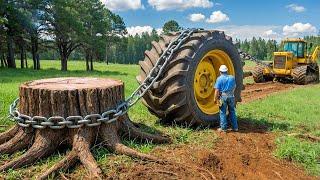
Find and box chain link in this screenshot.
[8,28,201,129]
[238,49,274,74]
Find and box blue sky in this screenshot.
[102,0,320,40]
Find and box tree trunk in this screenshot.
[105,43,109,65]
[0,77,170,179]
[61,55,67,71]
[20,45,24,69]
[36,53,40,69]
[0,52,4,68]
[85,53,89,71]
[4,53,8,67]
[90,54,93,71]
[25,51,28,68]
[31,36,40,70]
[6,32,15,68]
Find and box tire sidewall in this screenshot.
[186,36,243,124]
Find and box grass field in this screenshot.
[0,60,319,178]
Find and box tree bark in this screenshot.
[0,77,171,179]
[85,53,90,71]
[31,35,40,70]
[3,53,8,67]
[25,51,28,68]
[20,44,24,69]
[6,31,15,68]
[0,52,4,68]
[90,54,93,71]
[61,55,67,71]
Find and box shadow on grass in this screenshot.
[130,121,169,137]
[154,116,291,134]
[236,117,291,134]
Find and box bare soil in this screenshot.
[241,81,297,103]
[108,120,315,180]
[105,82,318,180]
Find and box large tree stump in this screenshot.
[0,77,171,179]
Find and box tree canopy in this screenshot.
[163,20,181,34]
[0,3,319,71]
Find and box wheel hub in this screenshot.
[196,68,214,99]
[193,50,235,115]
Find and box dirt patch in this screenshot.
[104,82,318,180]
[107,120,316,179]
[241,82,298,103]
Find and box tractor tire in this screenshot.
[252,65,266,83]
[136,30,243,126]
[292,65,308,85]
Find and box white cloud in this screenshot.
[156,28,163,35]
[264,30,278,39]
[286,4,306,13]
[215,25,282,41]
[206,11,230,23]
[189,13,205,22]
[283,22,317,37]
[148,0,213,11]
[127,26,162,36]
[103,0,144,11]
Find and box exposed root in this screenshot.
[114,143,160,162]
[0,128,33,154]
[72,127,102,179]
[37,151,78,180]
[101,123,162,162]
[121,116,172,144]
[0,130,61,171]
[0,125,20,144]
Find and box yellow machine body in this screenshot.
[263,38,319,77]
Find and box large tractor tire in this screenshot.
[136,30,243,126]
[292,65,308,85]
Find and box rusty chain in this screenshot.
[8,28,201,129]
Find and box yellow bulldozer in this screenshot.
[252,38,320,84]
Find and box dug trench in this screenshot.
[99,82,317,180]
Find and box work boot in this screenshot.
[217,128,227,133]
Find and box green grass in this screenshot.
[0,60,319,177]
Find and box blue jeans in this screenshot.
[219,96,238,130]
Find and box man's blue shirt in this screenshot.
[214,74,236,93]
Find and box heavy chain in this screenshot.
[237,49,274,74]
[126,28,200,107]
[8,28,200,129]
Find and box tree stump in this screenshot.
[0,77,171,179]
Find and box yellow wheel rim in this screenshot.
[194,49,235,115]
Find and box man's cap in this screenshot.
[219,65,228,72]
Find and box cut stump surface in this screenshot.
[0,77,171,179]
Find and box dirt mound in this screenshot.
[107,120,316,180]
[241,82,297,103]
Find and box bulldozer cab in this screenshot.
[283,39,306,58]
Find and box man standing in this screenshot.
[214,65,238,132]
